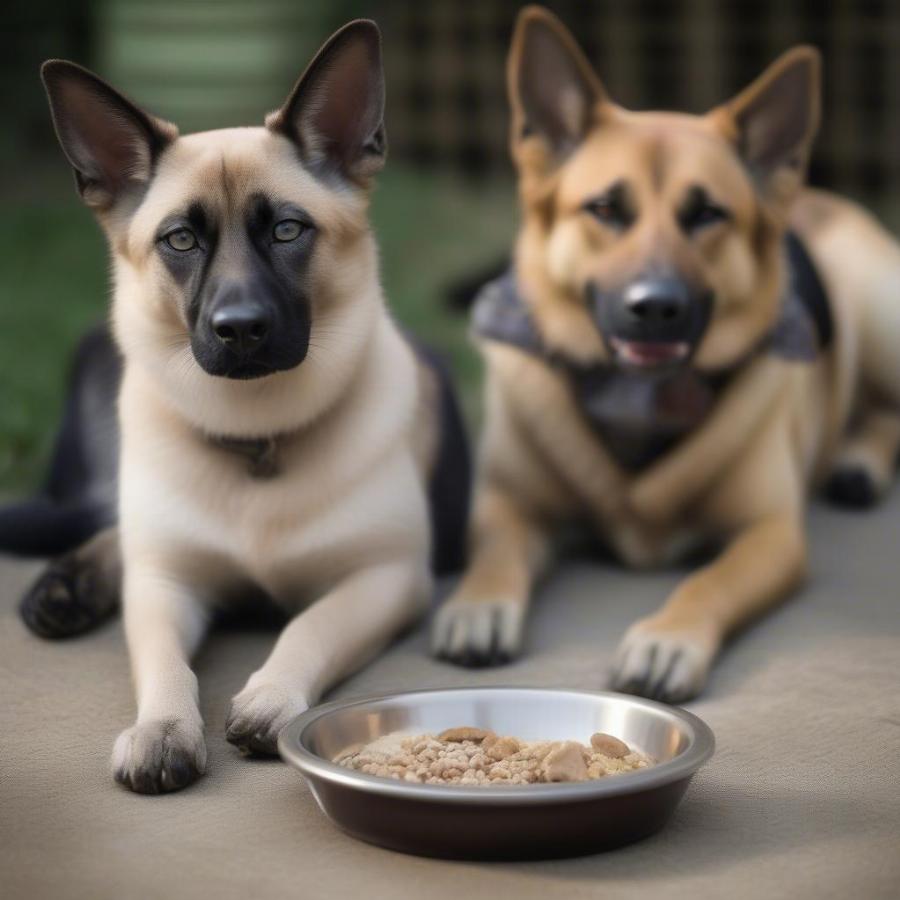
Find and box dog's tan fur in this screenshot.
[43,23,442,792]
[433,7,900,701]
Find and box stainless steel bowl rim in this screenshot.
[278,687,715,806]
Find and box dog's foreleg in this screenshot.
[630,357,787,525]
[226,560,428,756]
[611,512,807,703]
[111,568,209,794]
[431,486,550,667]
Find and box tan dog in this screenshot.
[432,6,900,702]
[19,21,469,793]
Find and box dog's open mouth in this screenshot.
[609,338,691,369]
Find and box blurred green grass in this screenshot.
[0,164,516,494]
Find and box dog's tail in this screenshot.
[0,498,111,557]
[0,325,120,558]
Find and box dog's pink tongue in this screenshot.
[613,340,689,367]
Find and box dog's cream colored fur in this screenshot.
[108,124,435,787]
[433,7,900,701]
[40,24,441,792]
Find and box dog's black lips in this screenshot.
[224,361,275,380]
[588,282,714,371]
[606,337,693,371]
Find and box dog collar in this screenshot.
[208,433,280,478]
[471,233,829,470]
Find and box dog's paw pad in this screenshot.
[226,683,308,757]
[431,598,525,668]
[610,620,719,704]
[20,563,105,640]
[824,465,880,509]
[112,719,206,794]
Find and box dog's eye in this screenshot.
[165,228,197,252]
[273,220,304,242]
[583,187,632,231]
[679,192,730,233]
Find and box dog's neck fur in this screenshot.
[112,247,383,455]
[120,304,420,493]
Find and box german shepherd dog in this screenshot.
[432,6,900,702]
[4,21,470,793]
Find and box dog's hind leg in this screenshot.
[798,194,900,414]
[791,194,900,505]
[825,403,900,508]
[0,324,120,558]
[20,526,121,639]
[0,497,110,557]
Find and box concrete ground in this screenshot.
[2,494,899,900]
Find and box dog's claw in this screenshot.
[111,718,206,794]
[610,618,719,704]
[431,598,525,668]
[226,682,309,757]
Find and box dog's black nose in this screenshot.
[211,303,270,355]
[623,277,690,327]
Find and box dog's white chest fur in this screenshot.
[116,319,430,608]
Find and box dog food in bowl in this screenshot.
[334,726,652,785]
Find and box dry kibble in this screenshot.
[590,732,630,759]
[333,742,366,763]
[542,742,589,782]
[486,736,520,760]
[438,727,494,743]
[335,728,651,785]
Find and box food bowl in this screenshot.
[278,687,714,859]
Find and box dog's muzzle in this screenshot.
[590,275,713,369]
[191,282,310,380]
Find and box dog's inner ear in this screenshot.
[267,20,386,183]
[509,8,606,160]
[716,47,820,202]
[41,61,176,210]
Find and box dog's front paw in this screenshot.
[226,682,309,756]
[112,718,206,794]
[431,597,525,667]
[610,617,720,704]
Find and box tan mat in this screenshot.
[2,496,899,900]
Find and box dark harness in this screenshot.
[472,233,832,471]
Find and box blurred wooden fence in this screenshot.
[6,0,900,202]
[370,0,900,199]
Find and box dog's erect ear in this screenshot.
[267,20,386,184]
[508,6,606,161]
[41,60,177,210]
[713,46,821,203]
